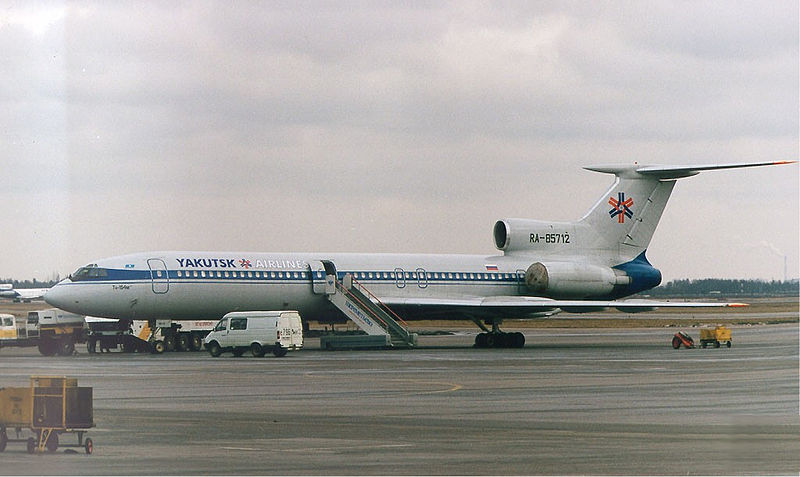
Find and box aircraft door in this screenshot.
[394,267,406,288]
[416,268,428,289]
[147,259,170,294]
[309,260,337,295]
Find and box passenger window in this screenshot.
[230,317,247,330]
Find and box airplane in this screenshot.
[0,284,49,302]
[44,161,796,347]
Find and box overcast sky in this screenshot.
[1,1,797,283]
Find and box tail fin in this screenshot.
[579,161,796,262]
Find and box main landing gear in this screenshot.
[472,320,525,349]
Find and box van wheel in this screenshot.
[273,345,288,357]
[207,342,222,357]
[251,343,265,357]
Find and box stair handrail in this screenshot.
[335,278,391,330]
[349,275,411,330]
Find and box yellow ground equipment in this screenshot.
[0,376,94,454]
[699,326,732,348]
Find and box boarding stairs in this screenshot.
[313,262,417,348]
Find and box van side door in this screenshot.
[228,316,248,347]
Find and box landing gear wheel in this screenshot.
[273,345,288,357]
[474,333,488,348]
[672,337,681,349]
[485,334,496,348]
[511,332,526,348]
[207,342,222,357]
[26,437,36,454]
[251,343,265,357]
[45,432,58,453]
[84,437,93,455]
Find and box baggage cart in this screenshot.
[700,326,732,348]
[0,376,94,454]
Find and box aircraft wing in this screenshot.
[380,295,747,319]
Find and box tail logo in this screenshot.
[608,192,634,223]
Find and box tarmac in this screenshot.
[0,324,798,475]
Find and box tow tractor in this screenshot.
[671,331,694,349]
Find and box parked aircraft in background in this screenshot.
[0,284,49,302]
[45,161,795,347]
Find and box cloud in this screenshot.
[0,2,797,281]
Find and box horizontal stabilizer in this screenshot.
[586,160,796,179]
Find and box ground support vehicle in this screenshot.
[85,318,150,353]
[204,311,304,358]
[700,326,732,348]
[0,376,94,454]
[85,319,213,354]
[671,331,695,349]
[0,311,86,356]
[147,320,214,354]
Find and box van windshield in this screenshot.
[213,318,227,332]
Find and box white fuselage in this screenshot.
[45,251,551,322]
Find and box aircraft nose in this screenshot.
[44,280,72,309]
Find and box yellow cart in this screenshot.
[699,326,732,348]
[0,376,94,454]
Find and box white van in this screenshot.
[204,311,303,358]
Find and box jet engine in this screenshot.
[524,261,631,298]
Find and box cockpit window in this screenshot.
[71,265,108,281]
